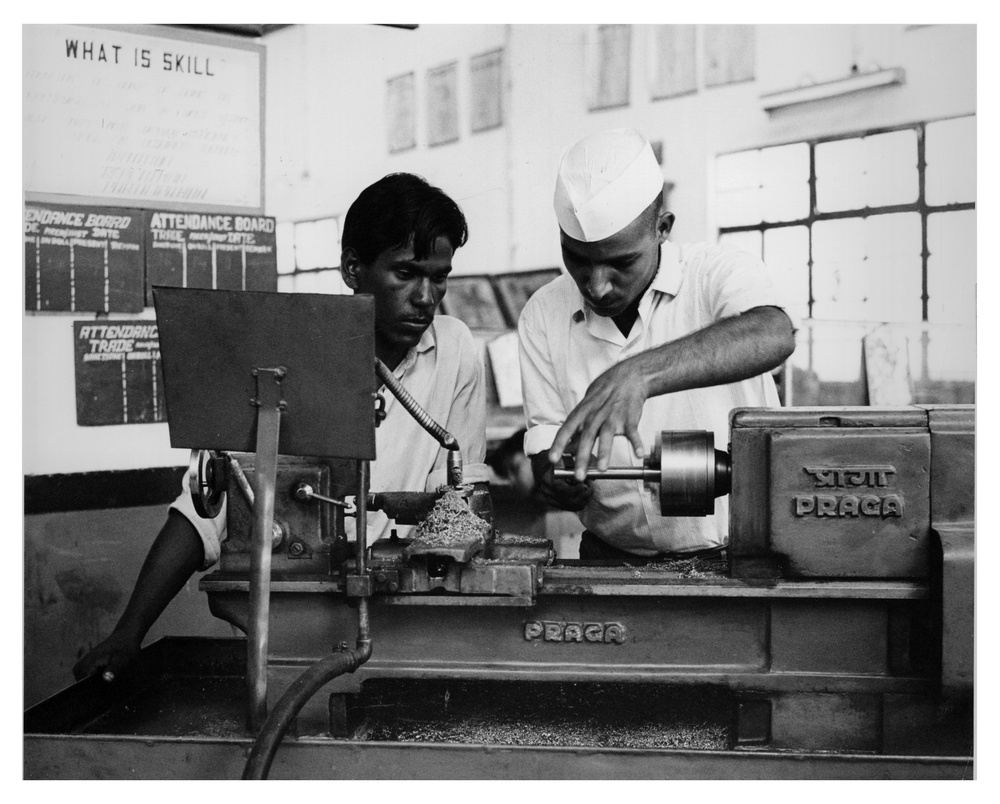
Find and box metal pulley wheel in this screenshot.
[653,431,731,516]
[188,449,227,518]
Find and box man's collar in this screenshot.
[394,319,437,376]
[416,321,436,354]
[572,239,683,322]
[650,238,682,295]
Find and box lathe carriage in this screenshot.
[24,288,974,778]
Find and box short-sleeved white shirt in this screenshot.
[517,239,794,555]
[172,314,488,569]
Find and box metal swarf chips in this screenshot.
[411,489,490,550]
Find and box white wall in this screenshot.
[263,23,976,267]
[264,24,512,276]
[22,310,190,475]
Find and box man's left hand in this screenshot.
[546,360,649,480]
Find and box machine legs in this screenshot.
[328,694,351,738]
[735,691,972,756]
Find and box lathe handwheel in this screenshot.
[188,449,227,519]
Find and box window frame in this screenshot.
[717,116,976,324]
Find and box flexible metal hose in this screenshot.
[375,357,463,485]
[241,639,372,780]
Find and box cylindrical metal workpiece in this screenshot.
[552,430,731,516]
[657,431,728,516]
[553,467,660,481]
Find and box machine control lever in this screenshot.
[294,482,353,511]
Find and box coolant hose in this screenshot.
[375,357,463,485]
[241,642,372,780]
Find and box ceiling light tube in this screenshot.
[760,67,906,113]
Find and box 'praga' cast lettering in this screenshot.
[524,621,626,644]
[794,464,903,519]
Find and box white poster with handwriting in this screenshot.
[23,24,262,209]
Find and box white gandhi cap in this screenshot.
[553,128,664,243]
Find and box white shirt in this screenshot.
[173,314,488,569]
[518,240,793,555]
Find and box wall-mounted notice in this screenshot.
[25,203,144,313]
[74,320,166,426]
[144,210,277,301]
[23,24,263,210]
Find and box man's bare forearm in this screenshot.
[548,306,795,475]
[635,306,795,396]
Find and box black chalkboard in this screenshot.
[25,203,145,313]
[144,210,277,304]
[74,319,167,426]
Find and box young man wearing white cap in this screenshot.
[518,129,796,559]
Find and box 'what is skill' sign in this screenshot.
[23,24,262,209]
[74,320,166,426]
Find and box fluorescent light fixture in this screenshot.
[760,68,906,113]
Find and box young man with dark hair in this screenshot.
[74,173,486,681]
[518,129,797,560]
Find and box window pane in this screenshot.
[926,115,976,205]
[294,218,339,270]
[811,217,864,319]
[314,268,351,295]
[760,143,810,222]
[717,230,761,259]
[717,149,759,191]
[763,225,810,322]
[717,189,761,227]
[864,129,918,207]
[812,213,921,323]
[276,221,295,275]
[277,274,295,293]
[926,323,976,382]
[816,137,864,212]
[716,150,761,226]
[808,322,868,383]
[927,209,976,325]
[292,271,321,294]
[863,213,922,323]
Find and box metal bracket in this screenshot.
[938,524,974,694]
[345,574,374,598]
[246,366,286,733]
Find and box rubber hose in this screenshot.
[241,648,367,780]
[375,358,458,451]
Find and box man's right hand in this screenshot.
[73,630,141,682]
[530,451,593,512]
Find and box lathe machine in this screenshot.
[24,289,974,779]
[203,404,973,764]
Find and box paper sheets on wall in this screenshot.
[487,331,523,409]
